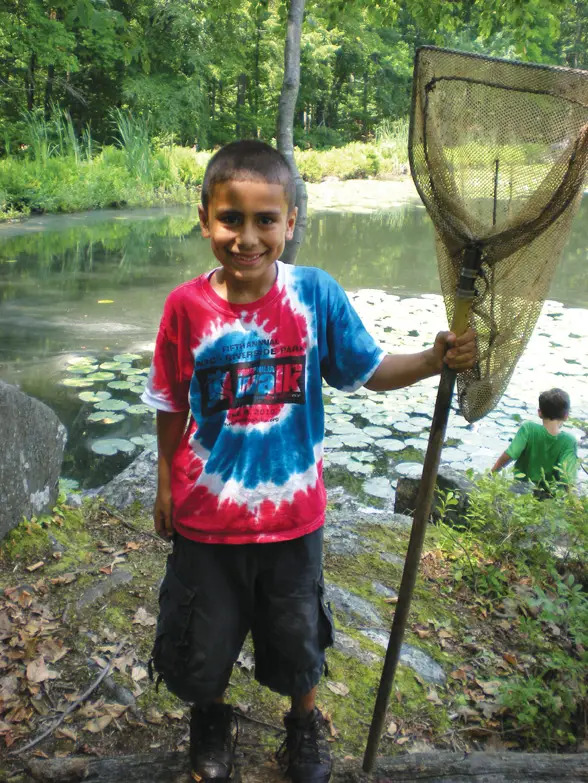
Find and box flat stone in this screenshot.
[333,630,380,666]
[97,448,157,511]
[324,583,382,626]
[324,527,369,556]
[359,629,446,684]
[0,381,67,541]
[380,552,406,567]
[371,581,398,599]
[76,569,134,611]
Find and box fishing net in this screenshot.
[409,47,588,422]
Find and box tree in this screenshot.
[277,0,307,264]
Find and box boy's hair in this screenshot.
[201,140,296,211]
[538,388,570,420]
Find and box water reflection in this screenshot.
[0,198,585,487]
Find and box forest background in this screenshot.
[0,0,586,218]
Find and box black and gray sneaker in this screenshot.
[277,707,333,783]
[190,703,235,782]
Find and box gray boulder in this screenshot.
[98,448,157,511]
[0,381,67,541]
[394,465,475,525]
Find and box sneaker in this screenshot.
[277,707,333,783]
[190,703,235,782]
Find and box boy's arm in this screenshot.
[492,451,512,472]
[154,409,190,539]
[364,329,476,392]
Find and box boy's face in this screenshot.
[199,178,297,294]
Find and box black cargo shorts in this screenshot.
[150,527,334,704]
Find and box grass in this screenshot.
[0,111,410,220]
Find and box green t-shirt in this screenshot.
[506,421,578,486]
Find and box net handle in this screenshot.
[362,245,482,773]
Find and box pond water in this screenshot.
[0,197,586,492]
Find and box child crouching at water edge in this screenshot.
[492,387,578,491]
[141,139,477,783]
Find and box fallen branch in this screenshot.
[10,642,124,757]
[24,750,588,782]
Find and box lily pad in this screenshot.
[79,391,112,403]
[67,365,99,375]
[107,380,135,391]
[395,462,424,478]
[362,425,392,438]
[87,412,126,424]
[100,361,129,371]
[362,476,395,499]
[86,371,116,382]
[120,367,145,376]
[61,378,95,388]
[91,438,136,456]
[126,404,150,415]
[113,353,142,363]
[376,438,405,451]
[130,385,146,394]
[130,434,157,447]
[95,399,129,412]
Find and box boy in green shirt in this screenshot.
[492,388,578,488]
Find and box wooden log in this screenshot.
[25,750,588,783]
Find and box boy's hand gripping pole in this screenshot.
[362,244,482,773]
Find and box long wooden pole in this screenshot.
[362,244,482,773]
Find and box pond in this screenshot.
[0,194,586,493]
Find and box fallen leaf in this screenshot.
[125,541,141,551]
[449,668,468,682]
[55,727,78,741]
[131,665,148,682]
[476,679,502,697]
[165,708,185,721]
[84,714,113,733]
[132,607,156,627]
[145,707,163,725]
[326,681,349,697]
[385,720,398,737]
[26,561,44,572]
[26,656,58,683]
[426,689,442,706]
[51,573,77,586]
[396,736,410,745]
[97,300,114,304]
[503,653,517,666]
[438,629,453,639]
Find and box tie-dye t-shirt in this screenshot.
[142,261,384,544]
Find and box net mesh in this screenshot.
[409,47,588,422]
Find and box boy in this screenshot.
[142,140,476,783]
[492,388,578,489]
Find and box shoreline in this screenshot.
[0,177,420,232]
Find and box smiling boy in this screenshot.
[142,140,476,783]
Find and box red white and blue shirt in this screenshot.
[143,261,384,544]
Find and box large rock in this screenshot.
[98,448,157,511]
[394,465,475,525]
[0,381,67,540]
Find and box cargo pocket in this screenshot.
[318,574,335,649]
[150,560,197,690]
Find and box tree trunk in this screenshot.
[25,52,37,111]
[363,69,369,140]
[235,72,247,137]
[44,64,55,119]
[277,0,307,265]
[25,750,588,783]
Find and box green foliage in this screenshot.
[435,473,587,746]
[0,0,578,157]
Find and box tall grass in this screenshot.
[112,109,152,181]
[1,113,415,219]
